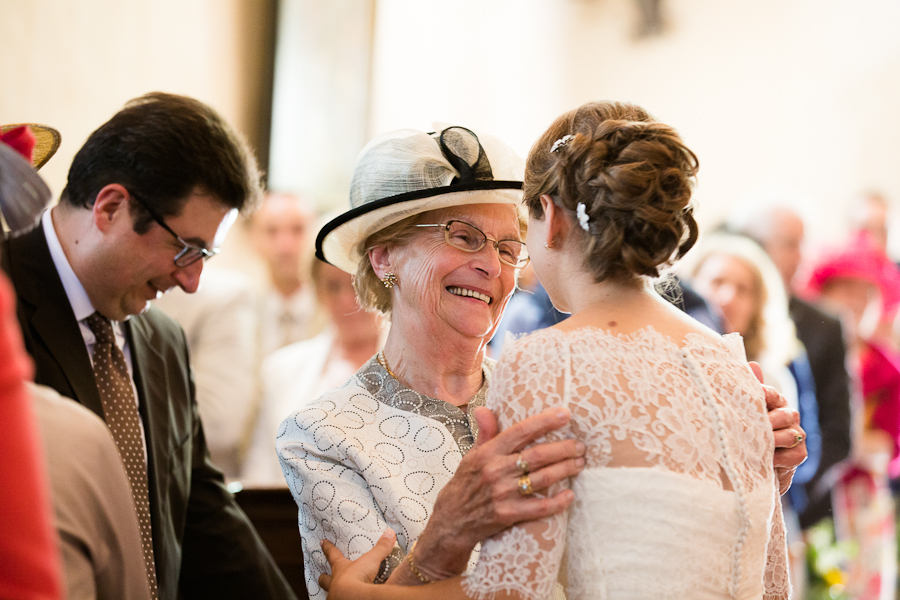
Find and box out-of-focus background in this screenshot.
[7,0,900,262]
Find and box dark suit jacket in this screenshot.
[790,296,853,529]
[2,224,296,600]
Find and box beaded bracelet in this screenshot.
[406,541,434,584]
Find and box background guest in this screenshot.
[32,383,152,600]
[0,124,63,600]
[804,232,900,599]
[729,203,853,529]
[248,191,323,356]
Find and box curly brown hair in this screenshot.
[524,101,698,282]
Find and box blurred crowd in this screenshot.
[153,192,387,485]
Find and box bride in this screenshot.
[321,101,790,599]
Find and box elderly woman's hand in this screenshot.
[750,362,807,495]
[388,405,585,584]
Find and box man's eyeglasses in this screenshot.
[415,220,530,268]
[127,192,217,268]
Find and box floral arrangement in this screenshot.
[806,518,854,600]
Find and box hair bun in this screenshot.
[526,101,699,281]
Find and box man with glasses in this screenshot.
[1,93,298,600]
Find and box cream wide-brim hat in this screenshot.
[316,125,525,274]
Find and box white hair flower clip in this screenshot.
[550,134,575,153]
[576,202,590,232]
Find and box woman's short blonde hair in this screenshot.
[352,213,425,315]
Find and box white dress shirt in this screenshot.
[41,208,146,447]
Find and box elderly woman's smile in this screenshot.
[446,286,492,304]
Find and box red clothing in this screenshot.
[0,271,61,599]
[860,342,900,476]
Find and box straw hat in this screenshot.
[0,124,61,231]
[1,124,61,169]
[316,125,524,274]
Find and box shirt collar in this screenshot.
[42,208,97,323]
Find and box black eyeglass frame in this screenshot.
[415,220,530,268]
[127,191,218,268]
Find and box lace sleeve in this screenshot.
[463,334,574,600]
[763,476,791,600]
[277,400,402,600]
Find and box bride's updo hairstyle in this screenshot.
[525,101,699,283]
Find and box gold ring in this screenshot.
[517,475,534,496]
[516,453,529,475]
[788,431,804,449]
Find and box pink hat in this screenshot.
[804,232,900,312]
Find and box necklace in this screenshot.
[377,350,398,380]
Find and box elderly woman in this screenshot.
[278,124,807,599]
[277,126,586,599]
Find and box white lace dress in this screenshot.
[464,327,790,600]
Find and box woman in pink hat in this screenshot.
[804,232,900,599]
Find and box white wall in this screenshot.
[367,0,900,252]
[8,0,900,261]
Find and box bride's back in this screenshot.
[482,323,783,599]
[464,101,789,599]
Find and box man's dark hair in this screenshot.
[60,92,262,233]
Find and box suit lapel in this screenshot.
[127,314,176,588]
[128,314,170,467]
[5,225,104,417]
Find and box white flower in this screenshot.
[576,202,590,232]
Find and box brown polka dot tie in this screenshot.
[85,312,159,599]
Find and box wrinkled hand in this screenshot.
[749,362,807,495]
[404,406,585,582]
[319,529,396,598]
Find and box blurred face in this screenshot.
[250,193,314,282]
[820,276,880,334]
[763,211,804,291]
[856,198,889,252]
[692,253,759,335]
[315,261,377,334]
[390,203,520,340]
[92,191,234,321]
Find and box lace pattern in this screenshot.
[277,356,492,600]
[464,326,790,600]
